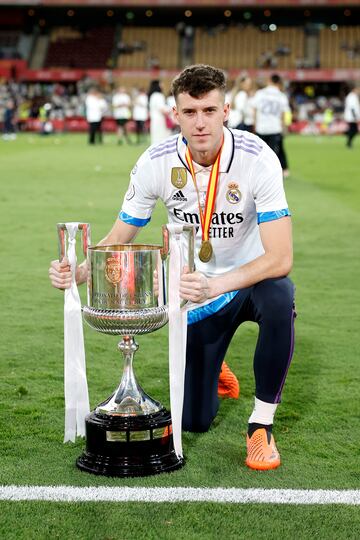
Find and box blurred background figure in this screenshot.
[242,79,256,133]
[85,87,107,145]
[344,83,360,149]
[227,75,255,132]
[2,98,17,140]
[112,85,132,145]
[39,102,54,135]
[132,87,148,145]
[165,91,180,135]
[148,80,170,146]
[321,106,334,134]
[226,76,242,129]
[253,73,291,178]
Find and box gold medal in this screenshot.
[185,137,223,265]
[199,240,213,263]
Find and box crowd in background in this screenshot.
[0,75,358,143]
[0,77,180,143]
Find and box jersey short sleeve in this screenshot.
[251,143,290,224]
[119,151,158,227]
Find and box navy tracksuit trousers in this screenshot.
[182,276,296,432]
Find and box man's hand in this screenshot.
[49,257,87,290]
[49,257,72,290]
[179,266,211,304]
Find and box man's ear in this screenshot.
[223,102,230,123]
[173,106,180,125]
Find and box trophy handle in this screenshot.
[162,224,195,309]
[57,222,91,262]
[161,224,195,272]
[180,225,195,308]
[160,225,169,261]
[181,225,195,273]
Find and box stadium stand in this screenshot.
[44,26,115,69]
[319,26,360,68]
[117,27,179,69]
[0,30,21,59]
[194,26,304,70]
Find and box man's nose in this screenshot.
[195,113,205,129]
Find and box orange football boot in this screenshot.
[218,361,240,399]
[245,428,281,470]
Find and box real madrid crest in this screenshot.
[105,256,122,285]
[226,182,242,204]
[171,167,187,189]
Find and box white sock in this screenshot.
[248,397,278,425]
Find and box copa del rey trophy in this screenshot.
[57,222,194,477]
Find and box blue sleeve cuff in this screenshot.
[257,208,291,224]
[119,211,151,227]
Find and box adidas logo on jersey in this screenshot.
[172,190,187,201]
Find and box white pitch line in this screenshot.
[0,486,360,505]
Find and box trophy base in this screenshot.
[76,408,184,477]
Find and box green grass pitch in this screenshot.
[0,132,359,539]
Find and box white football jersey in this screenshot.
[112,92,131,120]
[253,86,290,135]
[344,91,360,123]
[120,127,290,322]
[85,95,107,122]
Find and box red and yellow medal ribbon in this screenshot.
[185,139,223,244]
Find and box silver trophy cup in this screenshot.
[58,223,194,477]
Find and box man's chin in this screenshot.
[191,139,210,152]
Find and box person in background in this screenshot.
[39,102,54,136]
[132,88,149,145]
[166,92,180,135]
[227,75,254,131]
[112,86,132,145]
[253,74,291,178]
[241,77,256,133]
[226,78,242,129]
[344,83,360,149]
[2,98,17,140]
[321,107,334,135]
[85,87,107,145]
[148,80,170,145]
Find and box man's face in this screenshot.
[173,89,229,156]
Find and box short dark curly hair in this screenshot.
[171,64,227,100]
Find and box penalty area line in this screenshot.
[0,486,360,505]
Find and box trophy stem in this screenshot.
[96,336,162,416]
[116,336,140,402]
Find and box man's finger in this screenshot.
[50,277,72,289]
[50,259,70,273]
[49,268,72,279]
[181,273,203,285]
[59,257,71,272]
[59,256,70,267]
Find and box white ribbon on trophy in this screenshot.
[63,222,90,442]
[167,224,188,459]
